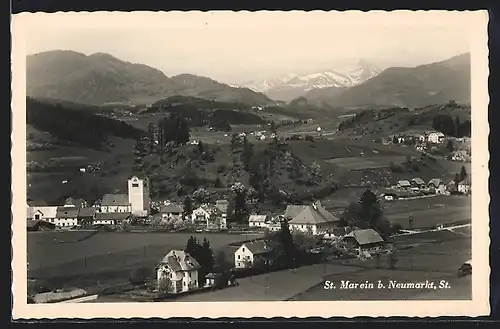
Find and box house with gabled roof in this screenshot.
[27,206,58,223]
[160,203,184,222]
[288,201,341,235]
[342,228,385,252]
[55,206,79,228]
[458,176,471,195]
[397,180,411,190]
[428,178,446,194]
[410,177,426,188]
[100,194,131,213]
[156,250,201,293]
[234,240,280,269]
[93,212,131,226]
[248,214,270,227]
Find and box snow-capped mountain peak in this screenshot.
[241,59,382,94]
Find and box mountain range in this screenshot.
[241,59,382,102]
[26,50,272,106]
[302,53,471,109]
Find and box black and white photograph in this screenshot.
[11,10,490,318]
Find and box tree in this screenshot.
[459,165,468,182]
[183,196,193,219]
[279,221,298,268]
[270,121,277,134]
[308,161,323,183]
[193,188,210,204]
[215,250,232,271]
[146,123,157,153]
[445,139,454,153]
[454,172,461,185]
[197,141,205,154]
[231,182,248,222]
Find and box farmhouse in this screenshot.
[27,206,58,223]
[77,207,97,226]
[427,132,445,144]
[428,178,446,194]
[342,229,385,252]
[191,204,223,228]
[458,177,471,195]
[234,240,276,269]
[397,180,411,190]
[288,201,341,235]
[93,212,131,226]
[156,250,201,294]
[160,203,183,222]
[100,194,131,213]
[248,214,270,227]
[55,206,79,228]
[410,177,426,189]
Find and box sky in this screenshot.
[21,11,473,84]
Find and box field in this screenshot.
[292,230,471,301]
[28,231,262,289]
[325,155,406,170]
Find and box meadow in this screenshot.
[325,155,407,170]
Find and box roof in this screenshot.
[343,229,384,245]
[411,177,425,185]
[428,178,444,187]
[459,177,471,185]
[101,194,129,206]
[288,202,341,225]
[94,212,131,220]
[159,250,201,272]
[284,205,307,219]
[197,204,221,215]
[160,204,183,214]
[27,206,58,219]
[56,206,79,218]
[249,215,268,223]
[397,180,411,187]
[240,241,274,255]
[78,207,97,217]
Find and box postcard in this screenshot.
[11,10,490,318]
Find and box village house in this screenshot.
[55,206,79,228]
[77,207,97,226]
[458,177,471,195]
[427,132,445,144]
[100,194,132,213]
[342,229,385,252]
[27,206,58,223]
[428,178,446,194]
[156,250,201,294]
[93,212,131,226]
[160,203,183,222]
[396,180,411,190]
[287,201,341,235]
[248,214,270,227]
[191,204,221,224]
[410,177,426,189]
[234,240,276,269]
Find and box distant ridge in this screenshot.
[26,50,273,106]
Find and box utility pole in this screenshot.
[409,214,414,230]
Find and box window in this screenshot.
[242,247,245,252]
[183,281,186,287]
[132,183,139,187]
[194,280,197,285]
[34,214,40,220]
[238,255,240,259]
[170,273,172,279]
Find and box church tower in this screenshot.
[128,176,150,217]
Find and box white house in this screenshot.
[234,241,275,269]
[428,132,445,144]
[156,250,201,294]
[93,212,131,226]
[160,203,184,222]
[55,206,79,228]
[248,214,269,227]
[397,180,411,190]
[458,177,471,195]
[191,204,221,224]
[128,176,150,217]
[100,194,131,213]
[287,201,341,235]
[428,178,446,194]
[27,206,58,223]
